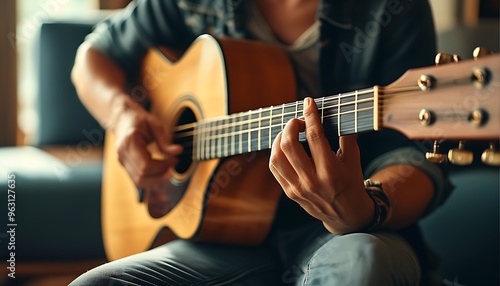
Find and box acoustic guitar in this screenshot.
[101,34,499,261]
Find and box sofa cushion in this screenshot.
[0,146,105,261]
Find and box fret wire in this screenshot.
[221,119,225,157]
[223,118,227,157]
[202,122,207,159]
[194,125,198,160]
[269,105,273,148]
[230,116,234,156]
[258,108,262,151]
[239,113,243,154]
[337,94,341,137]
[321,97,324,124]
[196,124,201,160]
[281,103,285,132]
[216,120,221,158]
[202,123,206,160]
[247,111,251,153]
[295,101,299,123]
[215,120,220,158]
[208,121,212,159]
[211,121,216,159]
[355,90,358,133]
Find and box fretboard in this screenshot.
[183,88,376,161]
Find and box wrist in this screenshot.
[361,179,392,232]
[323,183,375,234]
[106,93,143,131]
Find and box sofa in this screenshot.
[0,17,498,286]
[0,18,107,285]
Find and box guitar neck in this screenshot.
[181,87,377,160]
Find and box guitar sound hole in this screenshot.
[173,107,196,174]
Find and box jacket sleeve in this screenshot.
[85,0,196,81]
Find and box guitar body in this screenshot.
[102,35,297,260]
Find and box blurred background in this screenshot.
[0,0,499,285]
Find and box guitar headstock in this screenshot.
[378,48,500,166]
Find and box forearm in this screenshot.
[369,164,434,229]
[71,43,136,130]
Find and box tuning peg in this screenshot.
[448,141,473,165]
[481,143,500,166]
[473,47,493,60]
[435,53,461,65]
[426,140,447,164]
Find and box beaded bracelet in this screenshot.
[363,179,391,232]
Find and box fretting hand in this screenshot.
[269,97,374,234]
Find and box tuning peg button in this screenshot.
[435,53,461,65]
[426,140,447,164]
[448,141,473,165]
[481,143,500,166]
[473,47,493,60]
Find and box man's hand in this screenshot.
[112,96,183,191]
[269,97,374,234]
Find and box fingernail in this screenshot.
[304,97,310,108]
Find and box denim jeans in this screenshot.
[70,222,421,285]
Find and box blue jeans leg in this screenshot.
[293,231,421,286]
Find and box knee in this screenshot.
[313,233,391,269]
[338,232,392,268]
[69,263,130,286]
[307,232,420,285]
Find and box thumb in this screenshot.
[147,115,182,155]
